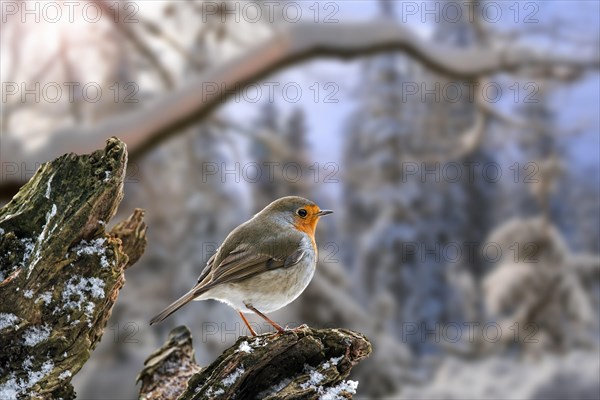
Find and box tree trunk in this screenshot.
[0,138,147,399]
[138,326,372,400]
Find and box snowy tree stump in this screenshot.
[0,138,147,399]
[138,326,372,400]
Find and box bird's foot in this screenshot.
[287,323,309,331]
[274,324,309,335]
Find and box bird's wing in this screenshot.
[196,252,216,284]
[196,246,244,284]
[196,243,251,284]
[196,239,306,290]
[150,229,306,325]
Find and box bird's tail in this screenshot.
[149,287,204,325]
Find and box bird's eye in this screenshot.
[297,209,308,218]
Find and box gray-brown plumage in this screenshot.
[150,196,332,335]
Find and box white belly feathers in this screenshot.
[198,235,316,313]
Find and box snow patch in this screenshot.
[222,367,245,387]
[23,290,34,299]
[62,276,105,304]
[236,341,253,353]
[0,357,54,399]
[299,362,359,399]
[72,238,110,268]
[22,356,33,370]
[322,355,344,369]
[20,238,35,267]
[0,359,54,398]
[37,291,52,305]
[301,369,325,390]
[23,324,51,346]
[0,377,22,398]
[58,370,72,380]
[319,380,359,400]
[85,302,95,327]
[205,387,225,397]
[0,313,19,331]
[61,276,105,321]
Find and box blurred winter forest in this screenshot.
[1,0,599,399]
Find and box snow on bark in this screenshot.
[0,138,147,399]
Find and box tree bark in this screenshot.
[138,326,372,400]
[0,138,147,399]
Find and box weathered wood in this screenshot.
[137,326,202,400]
[138,326,372,400]
[110,208,148,268]
[0,138,147,399]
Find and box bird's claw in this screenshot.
[274,324,309,335]
[288,323,309,332]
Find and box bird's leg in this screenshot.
[246,305,284,333]
[238,310,257,337]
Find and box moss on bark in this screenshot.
[0,138,146,399]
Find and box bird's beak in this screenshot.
[316,210,333,216]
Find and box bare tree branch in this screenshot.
[2,20,598,192]
[93,0,175,89]
[137,17,207,71]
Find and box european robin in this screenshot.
[149,196,333,335]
